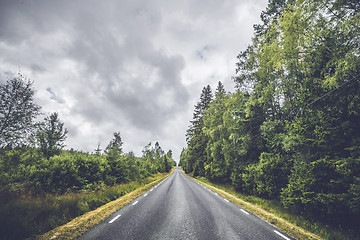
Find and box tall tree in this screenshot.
[163,155,171,173]
[215,81,226,99]
[186,85,213,142]
[105,132,123,155]
[105,132,125,184]
[203,83,229,182]
[0,73,41,148]
[185,85,213,175]
[154,142,165,172]
[36,112,68,158]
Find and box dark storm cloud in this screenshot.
[62,0,189,130]
[0,0,269,158]
[0,0,67,44]
[0,0,189,131]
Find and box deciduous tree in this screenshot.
[0,73,41,148]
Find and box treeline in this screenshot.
[180,0,360,230]
[0,73,175,194]
[0,72,175,239]
[1,140,175,193]
[0,142,173,239]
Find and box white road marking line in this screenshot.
[214,192,218,196]
[240,209,249,215]
[224,199,230,203]
[132,201,138,206]
[150,188,153,191]
[274,230,291,240]
[144,193,148,197]
[109,214,121,223]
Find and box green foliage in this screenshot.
[181,0,360,236]
[281,157,360,226]
[241,153,292,199]
[0,174,165,240]
[35,112,68,159]
[0,140,173,194]
[105,132,123,155]
[29,153,107,192]
[0,138,174,239]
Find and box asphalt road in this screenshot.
[80,167,293,240]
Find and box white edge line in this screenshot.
[240,209,249,215]
[132,201,138,206]
[224,199,230,203]
[150,188,153,191]
[144,193,148,197]
[274,230,291,240]
[109,214,121,223]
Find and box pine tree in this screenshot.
[186,85,213,142]
[185,85,213,175]
[215,81,226,99]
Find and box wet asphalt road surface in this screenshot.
[79,167,293,240]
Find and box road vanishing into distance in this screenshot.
[80,167,293,240]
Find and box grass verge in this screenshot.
[182,170,322,240]
[36,169,173,240]
[189,173,360,239]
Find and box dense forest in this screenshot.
[0,73,175,239]
[180,0,360,233]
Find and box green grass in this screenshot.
[193,176,359,240]
[0,172,171,240]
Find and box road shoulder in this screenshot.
[182,170,322,240]
[36,171,173,240]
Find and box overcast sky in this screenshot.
[0,0,268,161]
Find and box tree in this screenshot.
[163,155,171,173]
[186,85,213,142]
[231,0,360,224]
[105,132,125,184]
[202,83,229,182]
[215,81,226,99]
[36,112,68,158]
[0,73,41,148]
[105,132,123,155]
[185,85,213,175]
[94,142,102,155]
[166,150,173,160]
[154,142,165,172]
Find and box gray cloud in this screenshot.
[0,0,268,159]
[30,64,46,73]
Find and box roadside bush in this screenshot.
[29,153,110,193]
[240,153,292,199]
[281,157,360,223]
